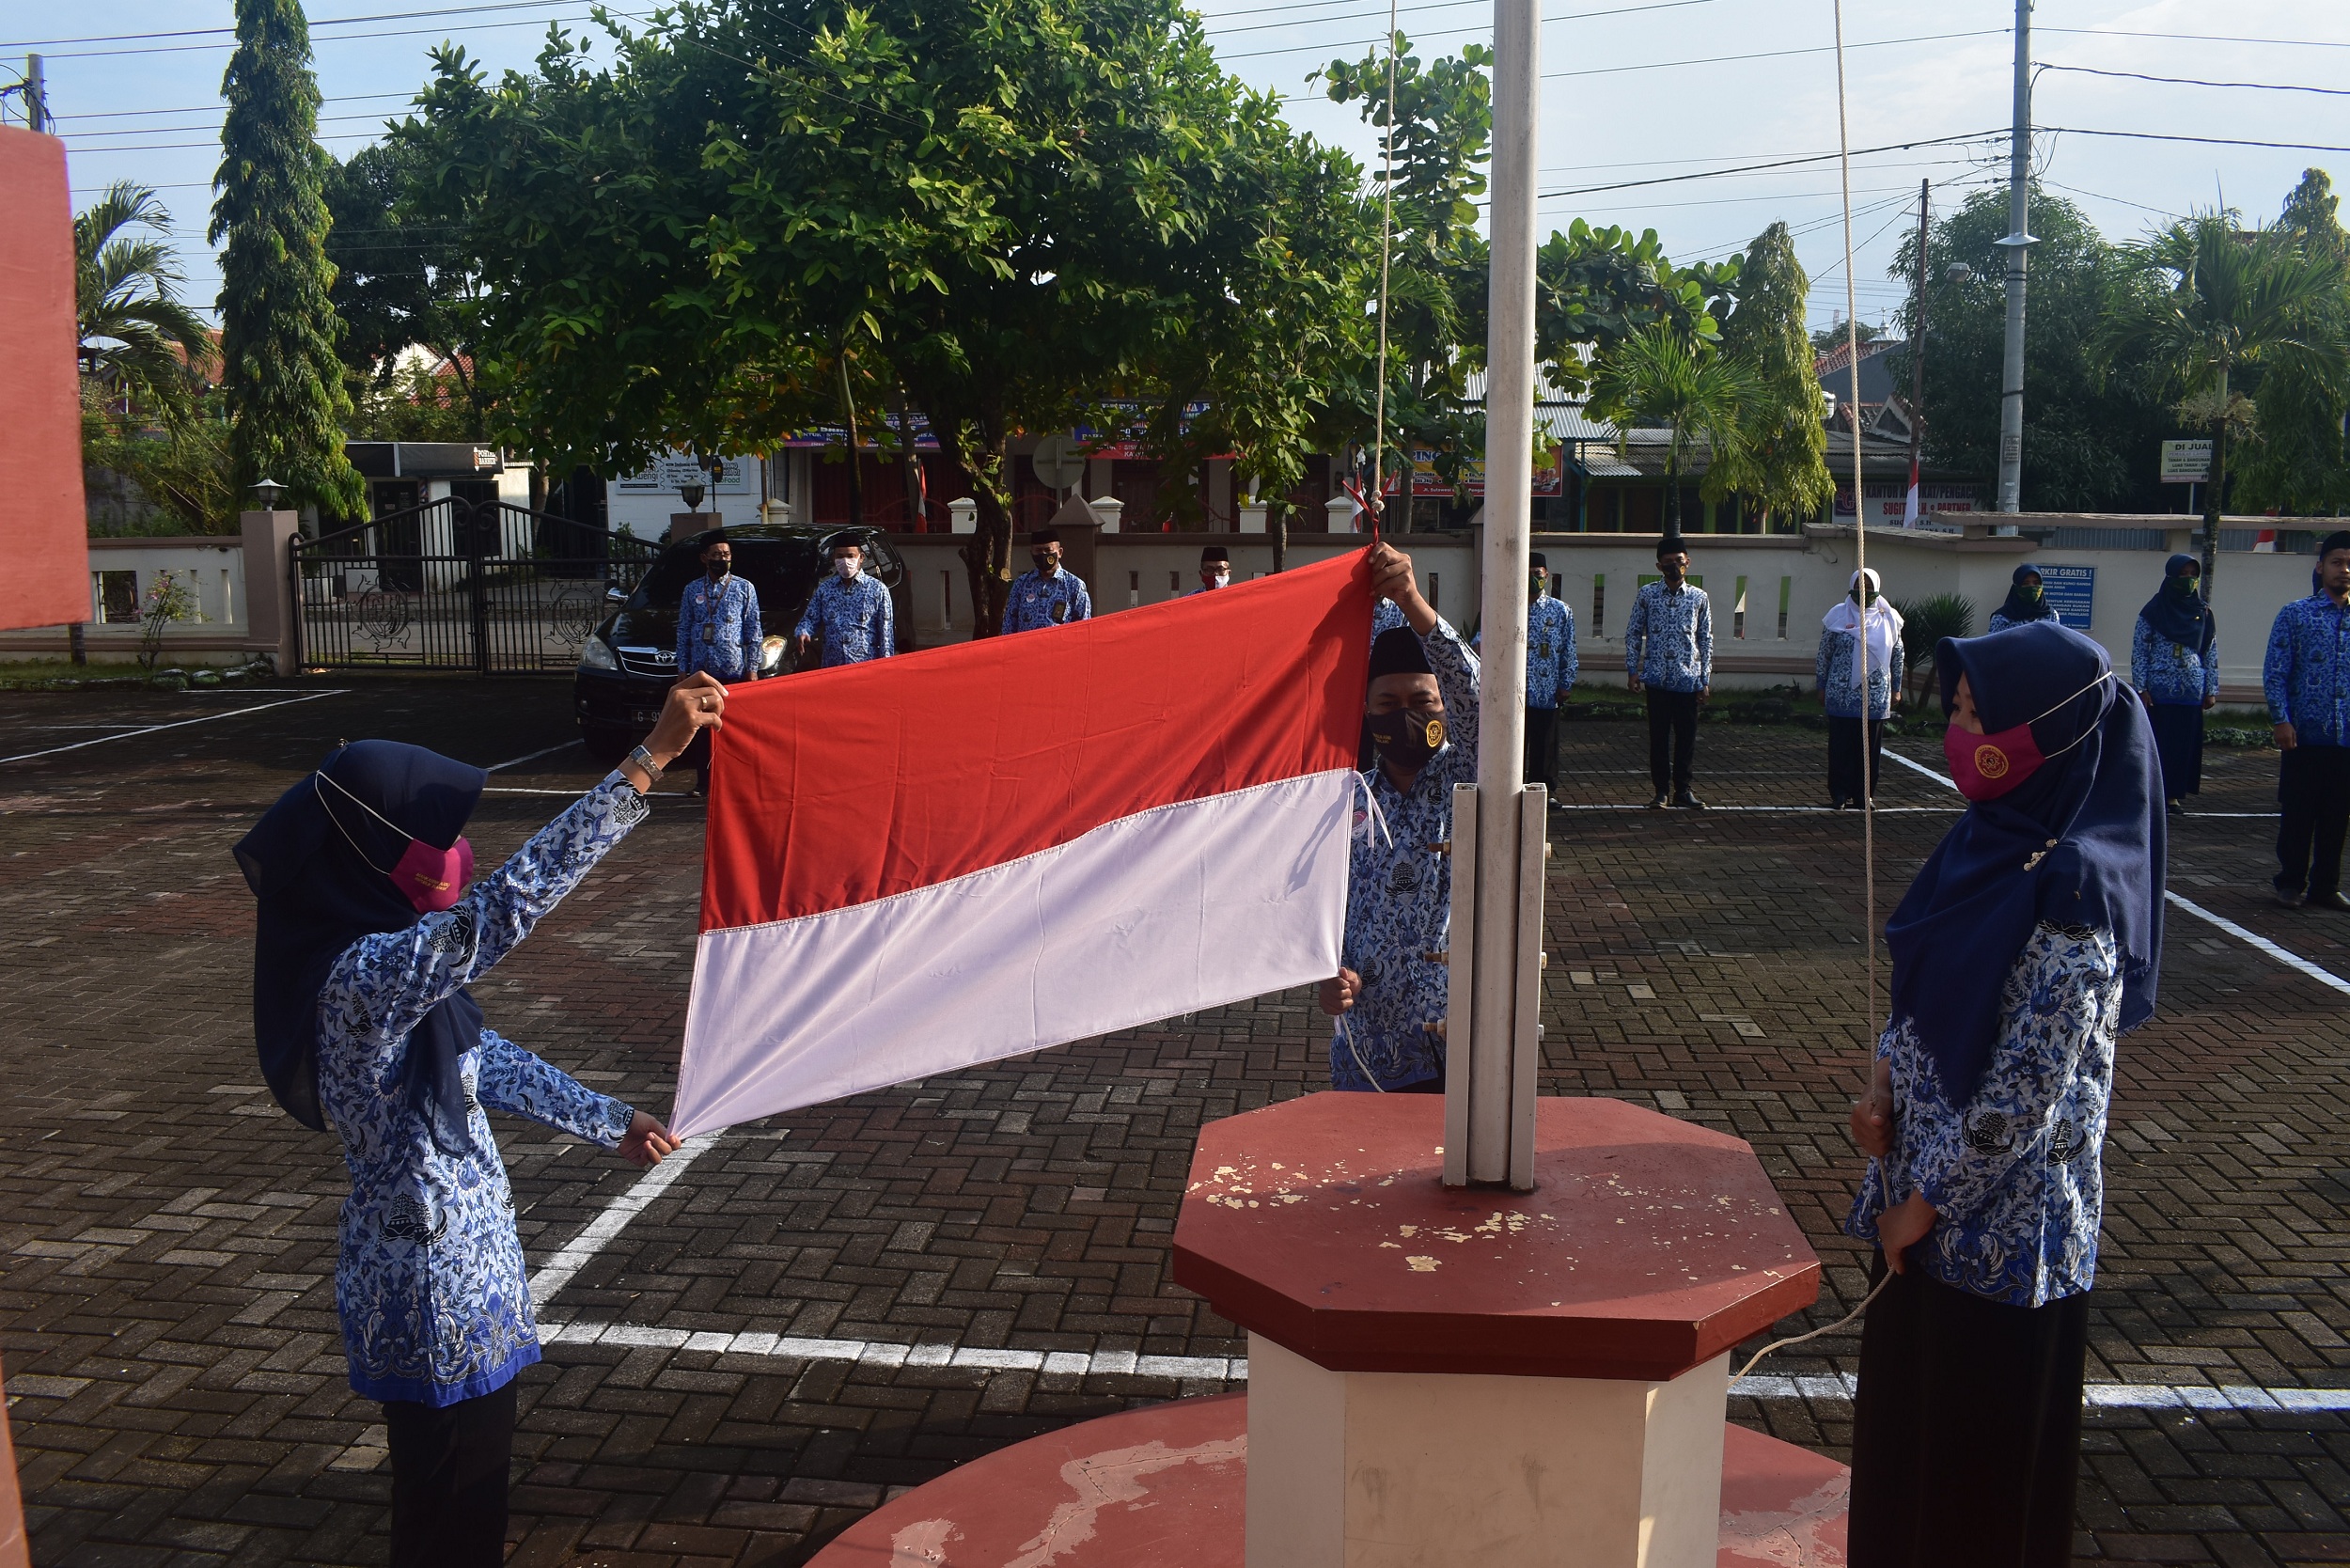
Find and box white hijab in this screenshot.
[1822,569,1903,697]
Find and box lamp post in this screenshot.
[252,477,287,511]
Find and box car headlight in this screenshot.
[578,635,619,672]
[760,635,786,672]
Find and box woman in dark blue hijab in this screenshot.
[235,675,723,1568]
[2131,553,2218,812]
[1987,562,2059,632]
[1842,620,2163,1568]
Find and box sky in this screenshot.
[13,0,2348,338]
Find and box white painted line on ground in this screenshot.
[1884,745,2350,996]
[0,689,349,764]
[529,1134,719,1310]
[525,1326,2346,1410]
[485,738,583,773]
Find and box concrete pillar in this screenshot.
[238,508,300,673]
[1326,494,1360,534]
[1094,496,1125,533]
[948,497,979,534]
[1240,503,1269,534]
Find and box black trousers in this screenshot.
[2277,744,2350,897]
[1826,715,1884,805]
[384,1382,518,1568]
[1644,688,1698,792]
[1524,704,1559,790]
[1848,1259,2088,1568]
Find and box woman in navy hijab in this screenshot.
[2132,553,2218,812]
[1844,621,2163,1567]
[234,673,725,1567]
[1987,562,2060,633]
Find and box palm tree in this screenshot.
[76,180,215,426]
[2093,212,2346,596]
[1585,324,1763,532]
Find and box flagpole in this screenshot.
[1457,0,1541,1189]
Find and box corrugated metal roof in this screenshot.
[1580,457,1643,478]
[1539,406,1616,442]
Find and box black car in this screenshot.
[572,524,910,762]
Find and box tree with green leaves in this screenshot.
[2094,210,2347,592]
[1708,221,1830,528]
[2232,169,2350,516]
[1535,219,1741,391]
[1585,325,1762,532]
[211,0,363,518]
[1890,186,2169,514]
[405,1,1371,627]
[75,181,214,427]
[324,140,489,436]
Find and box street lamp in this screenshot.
[680,480,706,512]
[252,477,287,510]
[1945,262,1975,285]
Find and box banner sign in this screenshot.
[2159,439,2212,484]
[2039,563,2096,630]
[614,454,754,494]
[1834,479,1979,522]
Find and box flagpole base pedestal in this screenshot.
[809,1093,1837,1568]
[803,1393,1851,1567]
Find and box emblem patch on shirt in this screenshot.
[1386,858,1424,895]
[1962,1109,2014,1154]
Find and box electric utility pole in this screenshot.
[1996,0,2035,514]
[1904,180,1929,527]
[24,55,47,132]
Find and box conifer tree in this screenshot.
[1707,222,1831,528]
[210,0,364,517]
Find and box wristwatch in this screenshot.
[625,745,665,785]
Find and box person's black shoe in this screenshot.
[1832,799,1848,810]
[2276,882,2306,908]
[2312,891,2350,913]
[1647,792,1668,809]
[1674,790,1706,809]
[2166,798,2185,816]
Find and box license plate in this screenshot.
[629,709,663,725]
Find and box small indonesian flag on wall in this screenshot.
[668,550,1373,1138]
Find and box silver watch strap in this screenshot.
[626,744,664,782]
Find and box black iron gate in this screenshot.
[291,498,659,673]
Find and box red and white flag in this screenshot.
[668,551,1372,1138]
[1902,451,1921,528]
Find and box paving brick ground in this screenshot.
[3,677,2349,1566]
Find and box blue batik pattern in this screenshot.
[1815,630,1904,720]
[2264,595,2350,746]
[2132,616,2217,707]
[1986,608,2060,635]
[1335,619,1480,1091]
[1845,922,2120,1308]
[1371,598,1407,636]
[1527,596,1578,710]
[793,572,895,666]
[676,574,763,680]
[1002,569,1093,633]
[317,776,647,1405]
[1622,581,1712,692]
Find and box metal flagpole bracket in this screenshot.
[1442,782,1479,1188]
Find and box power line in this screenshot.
[2039,25,2350,51]
[2037,63,2350,98]
[31,9,600,59]
[55,93,419,120]
[2043,126,2350,155]
[0,1,583,49]
[1541,27,2006,81]
[1211,0,1712,41]
[1536,128,2003,200]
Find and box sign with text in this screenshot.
[2159,439,2212,484]
[1834,479,1979,525]
[2039,563,2096,630]
[615,453,754,495]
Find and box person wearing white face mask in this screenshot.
[792,538,896,669]
[1185,544,1232,595]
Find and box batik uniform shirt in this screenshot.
[316,775,648,1405]
[1622,581,1712,692]
[1845,922,2120,1308]
[1526,596,1578,711]
[1815,629,1904,720]
[675,573,762,680]
[1001,569,1093,634]
[2264,595,2350,746]
[1371,598,1408,636]
[793,572,895,666]
[2132,615,2218,707]
[1335,619,1480,1091]
[1986,607,2060,635]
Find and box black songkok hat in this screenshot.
[1031,527,1060,546]
[1529,552,1548,569]
[2321,530,2350,562]
[1656,530,1687,559]
[1201,545,1230,565]
[1368,626,1434,681]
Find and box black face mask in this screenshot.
[1032,554,1059,575]
[707,557,730,581]
[1364,709,1446,771]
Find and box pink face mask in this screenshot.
[1943,672,2111,801]
[315,771,475,912]
[391,835,475,913]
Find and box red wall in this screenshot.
[0,127,89,632]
